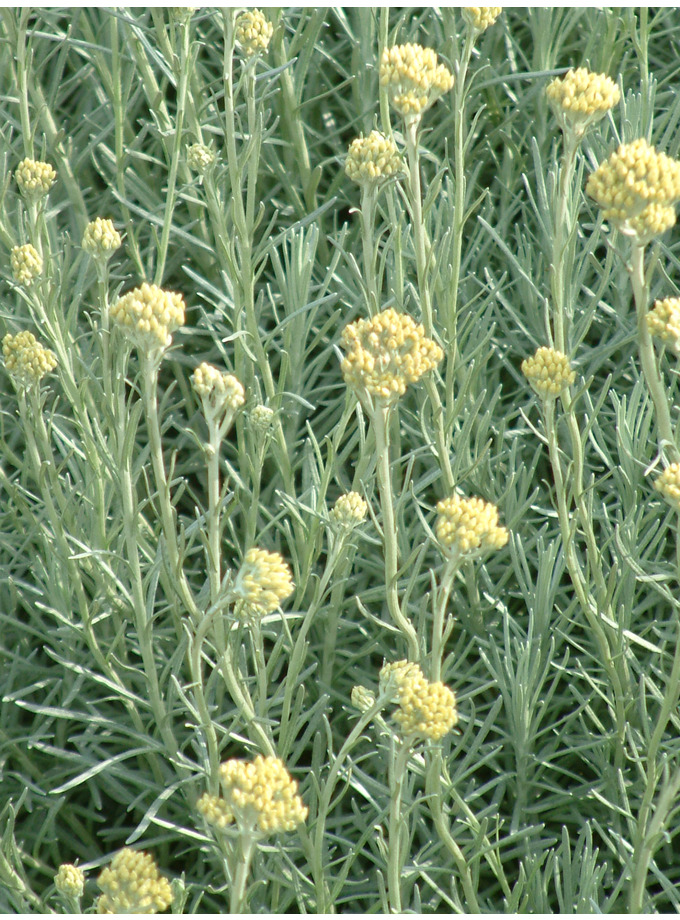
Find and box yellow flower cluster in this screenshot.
[647,297,680,353]
[250,404,275,435]
[546,67,620,136]
[54,864,85,898]
[14,157,56,198]
[192,362,245,417]
[3,330,57,387]
[329,491,368,528]
[380,43,454,119]
[586,138,680,222]
[521,346,576,399]
[110,283,186,352]
[625,202,677,244]
[351,685,376,713]
[435,494,509,556]
[82,218,122,259]
[345,131,403,186]
[232,547,294,619]
[340,308,443,403]
[654,463,680,512]
[379,660,458,741]
[197,755,308,836]
[461,7,503,32]
[235,9,273,57]
[11,243,43,286]
[96,849,172,914]
[187,142,215,173]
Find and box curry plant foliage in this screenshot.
[2,6,680,914]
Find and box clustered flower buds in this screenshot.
[11,243,43,286]
[2,330,57,388]
[110,283,186,354]
[345,131,403,186]
[14,157,56,199]
[625,202,677,244]
[647,297,680,353]
[380,43,454,119]
[586,138,680,223]
[521,346,576,399]
[461,7,503,32]
[546,67,620,137]
[351,685,376,713]
[197,755,308,836]
[232,547,294,620]
[192,362,245,423]
[379,660,458,741]
[187,143,216,174]
[82,218,122,260]
[329,491,369,528]
[54,864,85,899]
[235,9,273,57]
[435,494,509,557]
[96,849,172,914]
[340,308,443,404]
[250,404,275,436]
[654,463,680,512]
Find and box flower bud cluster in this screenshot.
[586,138,680,222]
[192,363,245,419]
[379,660,458,741]
[14,157,56,199]
[351,685,376,713]
[197,755,308,836]
[654,463,680,512]
[96,849,172,914]
[82,218,122,260]
[329,491,368,528]
[11,243,43,286]
[187,143,215,174]
[546,67,620,136]
[435,494,508,557]
[647,297,680,353]
[625,202,677,244]
[3,330,57,388]
[521,346,576,399]
[461,7,502,32]
[345,131,403,186]
[54,864,85,898]
[250,404,275,435]
[340,308,443,404]
[380,43,454,119]
[235,9,273,57]
[232,547,294,620]
[110,283,186,353]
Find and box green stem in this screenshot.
[404,116,433,336]
[360,186,379,315]
[387,739,411,913]
[230,832,257,913]
[431,555,459,681]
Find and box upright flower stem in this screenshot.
[386,739,411,913]
[404,116,433,337]
[360,186,379,315]
[373,403,420,660]
[229,832,257,914]
[430,555,458,682]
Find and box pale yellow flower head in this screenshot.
[345,131,403,186]
[198,755,308,836]
[654,463,680,512]
[11,243,43,287]
[521,346,576,399]
[647,297,680,353]
[546,67,620,136]
[351,685,376,713]
[15,157,56,199]
[187,143,215,174]
[340,307,443,404]
[54,864,85,899]
[380,43,454,119]
[82,218,122,260]
[462,7,503,32]
[329,491,368,528]
[232,547,294,620]
[235,9,273,57]
[586,138,680,222]
[96,849,172,914]
[250,404,275,435]
[109,283,186,353]
[379,660,458,741]
[192,362,245,420]
[435,494,509,557]
[623,202,677,244]
[3,330,57,388]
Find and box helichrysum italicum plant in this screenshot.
[192,362,245,421]
[14,157,56,199]
[647,297,680,352]
[435,494,509,558]
[234,9,273,58]
[231,547,294,620]
[82,218,122,260]
[461,6,503,33]
[329,491,369,529]
[345,130,403,186]
[186,142,216,174]
[109,282,186,354]
[2,330,57,387]
[521,346,576,399]
[96,849,172,914]
[54,864,85,899]
[11,243,43,286]
[380,43,454,119]
[653,463,680,511]
[546,67,620,137]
